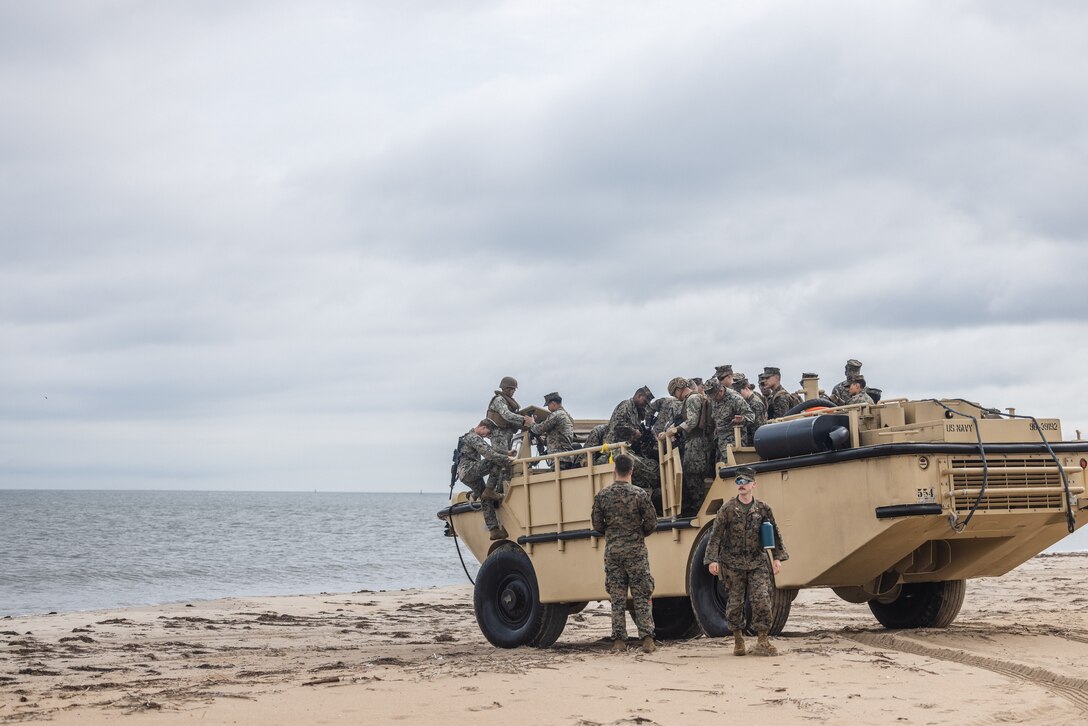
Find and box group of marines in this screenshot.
[457,359,878,537]
[456,365,877,655]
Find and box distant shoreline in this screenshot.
[4,551,1084,621]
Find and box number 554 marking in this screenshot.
[916,487,935,503]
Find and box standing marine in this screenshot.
[843,375,875,406]
[529,392,576,467]
[604,386,654,446]
[456,420,516,540]
[734,373,767,445]
[590,453,658,654]
[705,376,755,462]
[603,386,659,494]
[649,395,682,438]
[830,359,863,406]
[703,466,788,656]
[760,367,796,421]
[658,377,713,516]
[485,377,533,490]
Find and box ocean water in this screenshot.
[2,490,1085,618]
[0,490,478,617]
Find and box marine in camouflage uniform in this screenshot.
[706,377,755,462]
[659,377,713,516]
[649,396,683,437]
[457,420,513,539]
[584,423,607,449]
[732,374,765,446]
[601,387,659,493]
[830,359,863,406]
[590,454,657,652]
[843,375,875,406]
[604,387,653,446]
[703,466,788,655]
[760,367,795,421]
[529,392,576,466]
[486,376,532,490]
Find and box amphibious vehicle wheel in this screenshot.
[688,534,795,636]
[651,597,701,640]
[868,579,966,629]
[530,604,568,648]
[688,534,747,636]
[473,548,547,648]
[785,397,836,416]
[767,587,799,635]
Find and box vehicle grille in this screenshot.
[947,456,1070,511]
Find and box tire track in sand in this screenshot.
[842,632,1088,714]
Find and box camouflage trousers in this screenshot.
[681,436,713,516]
[604,548,655,640]
[458,461,500,531]
[722,565,774,634]
[712,433,736,465]
[488,429,518,491]
[632,452,661,494]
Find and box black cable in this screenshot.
[449,513,476,586]
[447,478,476,585]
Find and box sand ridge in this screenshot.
[2,554,1087,724]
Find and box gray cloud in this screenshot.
[2,1,1086,490]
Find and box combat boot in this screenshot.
[755,632,779,656]
[488,525,508,541]
[480,487,504,503]
[641,636,657,654]
[611,639,627,653]
[732,631,746,656]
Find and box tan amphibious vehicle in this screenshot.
[438,379,1088,648]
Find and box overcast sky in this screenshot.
[2,0,1086,492]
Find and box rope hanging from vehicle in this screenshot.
[447,478,477,586]
[931,399,1077,535]
[929,400,987,533]
[945,399,1076,535]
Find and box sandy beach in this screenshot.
[2,553,1087,725]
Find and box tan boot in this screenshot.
[611,638,627,653]
[481,487,504,503]
[641,636,657,654]
[488,525,508,541]
[755,632,779,656]
[733,631,746,656]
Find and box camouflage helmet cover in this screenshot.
[667,376,690,397]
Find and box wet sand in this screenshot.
[2,553,1087,725]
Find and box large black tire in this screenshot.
[688,533,795,636]
[868,580,966,629]
[530,604,568,648]
[473,548,547,648]
[785,397,836,416]
[767,586,799,635]
[688,534,746,636]
[651,597,701,640]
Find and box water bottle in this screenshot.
[760,520,775,550]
